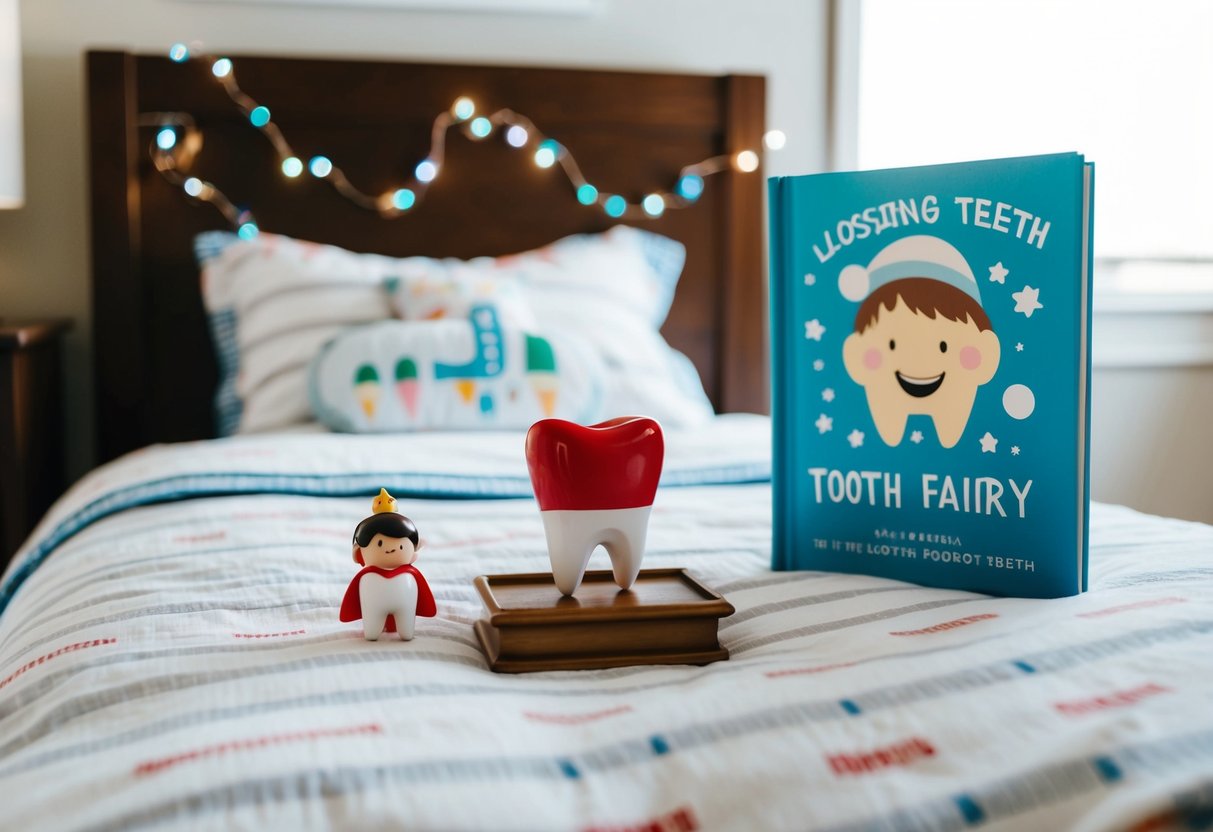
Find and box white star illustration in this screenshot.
[805,319,826,341]
[815,413,833,434]
[988,262,1009,284]
[909,430,924,444]
[847,429,864,448]
[813,359,825,371]
[822,388,835,402]
[1015,342,1024,352]
[804,273,817,286]
[1012,285,1043,318]
[1011,445,1021,456]
[979,431,998,453]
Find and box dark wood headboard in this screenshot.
[87,50,767,463]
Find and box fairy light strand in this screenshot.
[149,44,772,234]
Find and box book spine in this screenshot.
[768,176,790,571]
[1080,162,1096,592]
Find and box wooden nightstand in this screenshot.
[0,319,70,563]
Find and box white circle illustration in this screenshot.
[1003,384,1035,420]
[838,264,869,301]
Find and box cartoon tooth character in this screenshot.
[340,488,437,641]
[840,235,1000,448]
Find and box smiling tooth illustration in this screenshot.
[840,235,1000,448]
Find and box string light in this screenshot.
[149,45,783,231]
[763,129,787,151]
[642,193,665,217]
[415,159,439,183]
[505,125,529,148]
[533,140,558,169]
[734,150,760,173]
[676,174,704,202]
[576,184,598,205]
[391,188,416,210]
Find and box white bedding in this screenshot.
[1,416,1212,831]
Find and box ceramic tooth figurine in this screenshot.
[340,488,437,640]
[525,417,664,596]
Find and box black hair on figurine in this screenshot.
[353,513,420,548]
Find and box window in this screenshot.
[853,0,1213,298]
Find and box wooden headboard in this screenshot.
[87,50,767,463]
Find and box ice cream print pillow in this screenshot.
[308,307,606,432]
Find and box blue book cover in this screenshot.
[769,153,1094,598]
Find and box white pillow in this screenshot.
[196,226,713,435]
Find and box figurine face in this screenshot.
[358,533,418,569]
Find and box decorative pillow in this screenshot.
[308,313,605,432]
[197,225,713,436]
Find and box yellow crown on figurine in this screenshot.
[371,488,398,514]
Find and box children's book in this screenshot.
[769,153,1094,598]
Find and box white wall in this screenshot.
[0,0,829,479]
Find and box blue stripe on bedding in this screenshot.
[0,461,769,616]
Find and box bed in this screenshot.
[1,50,1211,832]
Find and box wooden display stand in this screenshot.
[473,569,734,673]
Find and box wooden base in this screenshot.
[473,568,734,673]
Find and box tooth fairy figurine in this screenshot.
[340,489,437,641]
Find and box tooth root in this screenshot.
[540,507,653,596]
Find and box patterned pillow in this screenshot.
[308,313,605,432]
[197,225,712,435]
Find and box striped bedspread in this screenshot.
[1,417,1211,831]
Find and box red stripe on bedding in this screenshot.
[524,706,634,725]
[1077,597,1186,618]
[584,805,699,832]
[133,723,383,776]
[765,662,857,678]
[890,614,998,636]
[0,638,117,692]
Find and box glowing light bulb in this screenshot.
[183,177,204,197]
[469,117,492,139]
[452,97,475,120]
[415,159,438,183]
[155,128,177,151]
[534,139,559,169]
[211,58,233,78]
[238,221,259,241]
[642,193,665,217]
[168,43,189,63]
[505,125,529,148]
[392,188,416,210]
[763,129,787,150]
[281,157,303,178]
[309,156,333,177]
[249,106,271,128]
[676,174,704,201]
[576,184,598,205]
[734,149,760,173]
[604,195,627,218]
